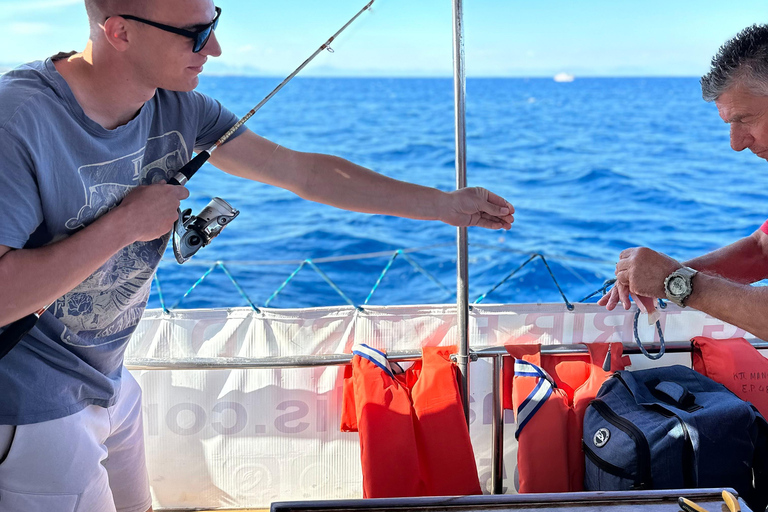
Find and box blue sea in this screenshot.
[149,77,768,310]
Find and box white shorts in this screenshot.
[0,367,151,512]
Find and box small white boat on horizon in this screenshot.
[554,72,575,82]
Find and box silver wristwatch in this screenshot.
[663,266,698,307]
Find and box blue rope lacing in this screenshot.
[153,274,169,314]
[363,250,401,306]
[265,260,308,308]
[473,253,574,311]
[154,249,591,312]
[151,245,664,331]
[165,261,261,312]
[362,250,454,306]
[150,245,673,361]
[264,259,359,309]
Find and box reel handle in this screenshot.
[168,150,211,186]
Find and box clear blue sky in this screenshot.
[2,0,766,76]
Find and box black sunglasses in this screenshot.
[114,6,221,53]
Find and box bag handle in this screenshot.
[647,379,699,411]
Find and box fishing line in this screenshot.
[168,0,377,187]
[170,0,377,264]
[0,0,377,360]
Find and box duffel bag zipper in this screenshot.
[589,399,653,489]
[678,418,696,487]
[647,405,697,487]
[583,441,638,482]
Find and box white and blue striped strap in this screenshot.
[352,343,395,379]
[389,361,406,375]
[514,359,554,438]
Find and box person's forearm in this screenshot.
[687,272,768,339]
[684,232,768,284]
[0,207,135,326]
[210,129,513,229]
[300,153,449,219]
[209,130,451,221]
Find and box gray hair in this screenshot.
[701,24,768,102]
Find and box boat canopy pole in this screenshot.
[452,0,470,425]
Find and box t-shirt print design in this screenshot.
[54,131,188,345]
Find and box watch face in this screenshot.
[669,276,687,295]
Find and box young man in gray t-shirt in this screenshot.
[0,1,515,510]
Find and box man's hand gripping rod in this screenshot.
[0,0,376,360]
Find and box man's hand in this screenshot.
[598,247,681,310]
[443,187,515,230]
[598,282,660,313]
[0,182,190,327]
[115,181,190,243]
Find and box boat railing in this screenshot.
[125,338,768,495]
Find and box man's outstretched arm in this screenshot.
[208,129,515,229]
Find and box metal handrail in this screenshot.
[125,340,768,370]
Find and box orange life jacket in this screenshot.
[692,336,768,419]
[341,344,482,498]
[503,342,628,493]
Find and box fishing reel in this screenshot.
[173,197,239,264]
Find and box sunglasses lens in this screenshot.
[194,27,212,52]
[192,8,219,53]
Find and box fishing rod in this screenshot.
[0,0,377,361]
[170,0,376,264]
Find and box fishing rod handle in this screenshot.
[168,150,211,186]
[0,313,39,361]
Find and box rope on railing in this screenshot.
[473,253,574,310]
[306,260,359,309]
[401,251,454,298]
[153,274,170,314]
[363,250,401,306]
[168,264,216,310]
[264,260,307,308]
[264,259,359,309]
[218,263,260,312]
[153,245,635,313]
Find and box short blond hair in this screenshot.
[84,0,148,25]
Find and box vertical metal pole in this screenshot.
[492,354,505,493]
[452,0,470,424]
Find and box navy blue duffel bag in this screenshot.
[583,365,768,511]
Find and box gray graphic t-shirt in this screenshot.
[0,58,245,424]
